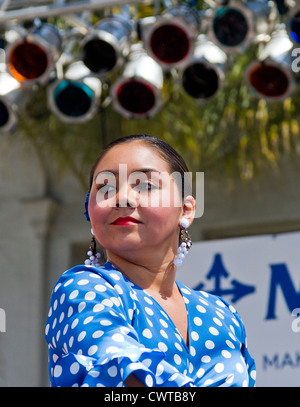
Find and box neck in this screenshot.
[106,250,177,299]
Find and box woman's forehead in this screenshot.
[94,141,170,173]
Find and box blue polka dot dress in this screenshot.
[45,262,256,387]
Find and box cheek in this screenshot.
[138,182,181,209]
[88,196,110,231]
[143,205,181,232]
[140,206,181,249]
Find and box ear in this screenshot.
[180,195,196,227]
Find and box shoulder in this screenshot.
[49,262,133,308]
[177,281,246,334]
[52,262,124,291]
[178,281,238,313]
[46,263,136,342]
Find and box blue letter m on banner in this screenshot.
[266,263,300,319]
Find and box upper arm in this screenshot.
[45,267,195,387]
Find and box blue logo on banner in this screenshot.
[193,253,300,320]
[266,263,300,320]
[193,253,256,303]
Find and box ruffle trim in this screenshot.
[51,346,194,387]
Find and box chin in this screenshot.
[104,238,144,253]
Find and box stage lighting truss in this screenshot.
[245,26,295,101]
[80,14,133,75]
[141,4,200,70]
[0,0,299,127]
[110,43,164,119]
[181,34,227,101]
[47,61,101,123]
[6,22,62,85]
[0,66,29,132]
[206,0,275,53]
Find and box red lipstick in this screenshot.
[112,216,141,226]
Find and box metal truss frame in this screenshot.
[0,0,151,23]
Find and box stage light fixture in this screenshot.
[81,14,132,75]
[286,3,300,44]
[6,23,62,85]
[245,27,295,101]
[207,1,273,53]
[141,5,200,69]
[181,35,227,100]
[0,69,29,132]
[110,44,163,119]
[48,61,101,123]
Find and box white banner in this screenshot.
[178,231,300,387]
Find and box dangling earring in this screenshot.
[85,228,101,267]
[83,191,101,266]
[173,218,192,267]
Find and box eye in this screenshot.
[133,181,157,192]
[97,184,116,194]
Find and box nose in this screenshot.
[116,181,138,208]
[116,201,133,208]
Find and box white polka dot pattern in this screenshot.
[45,262,256,387]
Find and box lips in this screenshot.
[112,216,141,225]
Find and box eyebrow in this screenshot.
[94,168,160,181]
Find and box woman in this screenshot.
[45,134,256,387]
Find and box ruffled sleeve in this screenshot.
[45,265,194,387]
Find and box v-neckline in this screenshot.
[105,262,191,353]
[140,280,191,353]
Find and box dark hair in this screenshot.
[89,134,191,197]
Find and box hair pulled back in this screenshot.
[89,134,191,198]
